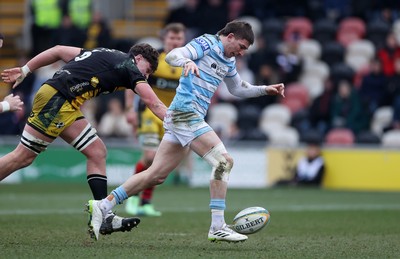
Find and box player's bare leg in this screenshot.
[190,131,248,243]
[61,119,140,237]
[87,140,187,240]
[0,125,51,181]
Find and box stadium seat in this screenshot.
[237,104,261,131]
[337,29,362,47]
[135,37,163,50]
[297,39,321,62]
[356,131,381,144]
[366,20,391,49]
[301,60,330,81]
[207,103,238,139]
[262,18,284,43]
[392,19,400,39]
[283,82,310,107]
[259,120,286,137]
[381,129,400,148]
[260,104,291,125]
[330,63,355,84]
[300,129,323,144]
[345,54,370,72]
[267,126,300,147]
[300,74,324,99]
[325,128,355,146]
[346,40,375,59]
[321,41,345,67]
[283,17,313,42]
[371,106,394,136]
[338,17,366,38]
[281,98,305,114]
[312,18,337,45]
[337,17,366,47]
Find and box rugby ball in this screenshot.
[232,206,270,234]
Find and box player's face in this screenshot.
[164,31,186,53]
[224,33,250,58]
[135,55,152,79]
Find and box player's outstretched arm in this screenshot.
[134,83,167,121]
[224,73,285,98]
[124,89,139,135]
[0,94,23,113]
[1,45,81,88]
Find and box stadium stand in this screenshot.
[381,129,400,147]
[325,128,355,146]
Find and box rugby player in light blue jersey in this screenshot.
[87,20,285,242]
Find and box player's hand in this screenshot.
[183,60,200,77]
[265,83,285,97]
[4,93,23,111]
[1,67,26,88]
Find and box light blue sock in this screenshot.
[111,186,128,204]
[210,199,226,230]
[209,199,226,210]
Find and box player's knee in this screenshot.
[203,143,233,182]
[213,154,233,181]
[225,154,234,169]
[145,171,167,186]
[84,141,107,162]
[12,148,36,168]
[19,155,35,168]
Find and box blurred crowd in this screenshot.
[2,0,400,145]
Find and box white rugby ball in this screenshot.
[232,206,271,234]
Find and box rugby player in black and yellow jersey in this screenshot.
[0,43,167,237]
[124,23,186,217]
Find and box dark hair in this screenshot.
[161,23,186,38]
[129,43,159,72]
[217,20,254,45]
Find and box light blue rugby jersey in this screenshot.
[168,34,237,118]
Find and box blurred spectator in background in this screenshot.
[165,0,202,39]
[323,0,351,22]
[97,98,133,138]
[227,0,246,21]
[384,57,400,131]
[276,36,302,84]
[197,0,228,35]
[377,32,400,77]
[293,140,325,186]
[330,80,367,134]
[58,0,94,47]
[83,12,112,49]
[370,0,400,24]
[309,79,336,136]
[274,139,325,187]
[359,58,388,122]
[29,0,64,57]
[0,33,4,48]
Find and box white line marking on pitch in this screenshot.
[0,204,399,215]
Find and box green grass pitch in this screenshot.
[0,183,399,258]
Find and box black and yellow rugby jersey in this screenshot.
[46,48,147,108]
[147,50,182,107]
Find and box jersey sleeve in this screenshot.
[185,35,213,61]
[124,60,148,92]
